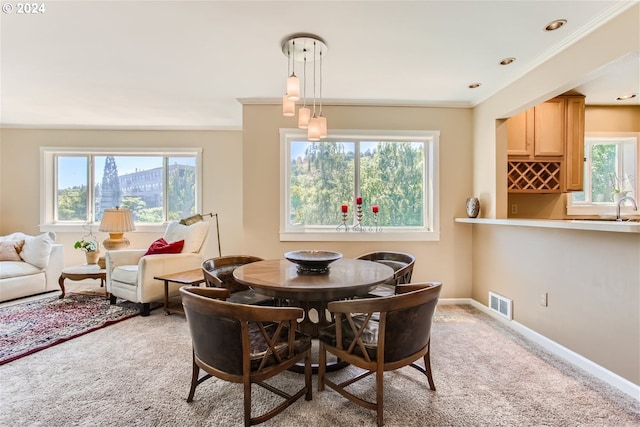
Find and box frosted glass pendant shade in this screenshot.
[307,116,321,141]
[287,75,300,101]
[282,94,295,117]
[318,115,327,138]
[298,107,311,129]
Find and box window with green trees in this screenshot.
[572,137,637,204]
[44,148,201,226]
[280,129,439,239]
[567,136,638,217]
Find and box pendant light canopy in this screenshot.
[282,34,328,140]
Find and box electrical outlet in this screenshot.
[511,204,518,214]
[540,292,548,307]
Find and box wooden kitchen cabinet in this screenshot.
[533,97,565,157]
[507,95,584,193]
[564,96,585,191]
[507,97,565,158]
[506,109,531,156]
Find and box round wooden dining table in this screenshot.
[234,258,394,372]
[233,258,394,337]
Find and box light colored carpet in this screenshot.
[0,295,638,426]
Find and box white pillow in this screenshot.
[20,232,55,269]
[0,232,28,243]
[163,221,209,253]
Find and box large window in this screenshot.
[41,148,202,230]
[280,129,439,241]
[568,136,638,216]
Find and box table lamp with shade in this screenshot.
[99,206,136,250]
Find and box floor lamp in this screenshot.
[179,212,221,257]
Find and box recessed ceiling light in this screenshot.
[616,93,637,101]
[545,19,567,31]
[499,57,515,66]
[468,83,481,89]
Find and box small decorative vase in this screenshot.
[466,197,480,218]
[85,251,99,265]
[613,192,628,203]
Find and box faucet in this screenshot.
[616,196,638,221]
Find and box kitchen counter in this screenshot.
[455,217,640,233]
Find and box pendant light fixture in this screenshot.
[282,45,296,116]
[317,50,327,138]
[298,103,311,128]
[282,34,328,140]
[307,39,321,141]
[286,40,300,101]
[298,55,311,129]
[282,94,295,117]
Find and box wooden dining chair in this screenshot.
[202,255,275,305]
[318,282,442,427]
[356,251,416,297]
[180,286,313,427]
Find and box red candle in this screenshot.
[341,204,348,213]
[356,197,362,205]
[372,205,379,213]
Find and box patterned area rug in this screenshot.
[0,294,150,365]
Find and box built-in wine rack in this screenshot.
[508,161,562,193]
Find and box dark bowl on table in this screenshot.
[284,250,343,274]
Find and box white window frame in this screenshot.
[566,134,638,217]
[279,129,440,242]
[40,147,203,232]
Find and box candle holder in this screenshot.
[336,211,349,231]
[371,212,382,232]
[352,203,364,231]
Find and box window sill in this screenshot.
[279,230,439,242]
[566,204,636,217]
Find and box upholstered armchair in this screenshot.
[202,255,275,306]
[181,286,312,427]
[356,251,416,297]
[106,221,210,316]
[318,282,442,427]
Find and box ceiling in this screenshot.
[1,0,638,130]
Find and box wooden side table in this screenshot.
[154,268,206,315]
[58,264,107,299]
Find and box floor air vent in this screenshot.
[489,291,512,320]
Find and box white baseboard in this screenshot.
[438,298,640,400]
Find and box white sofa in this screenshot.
[0,232,64,303]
